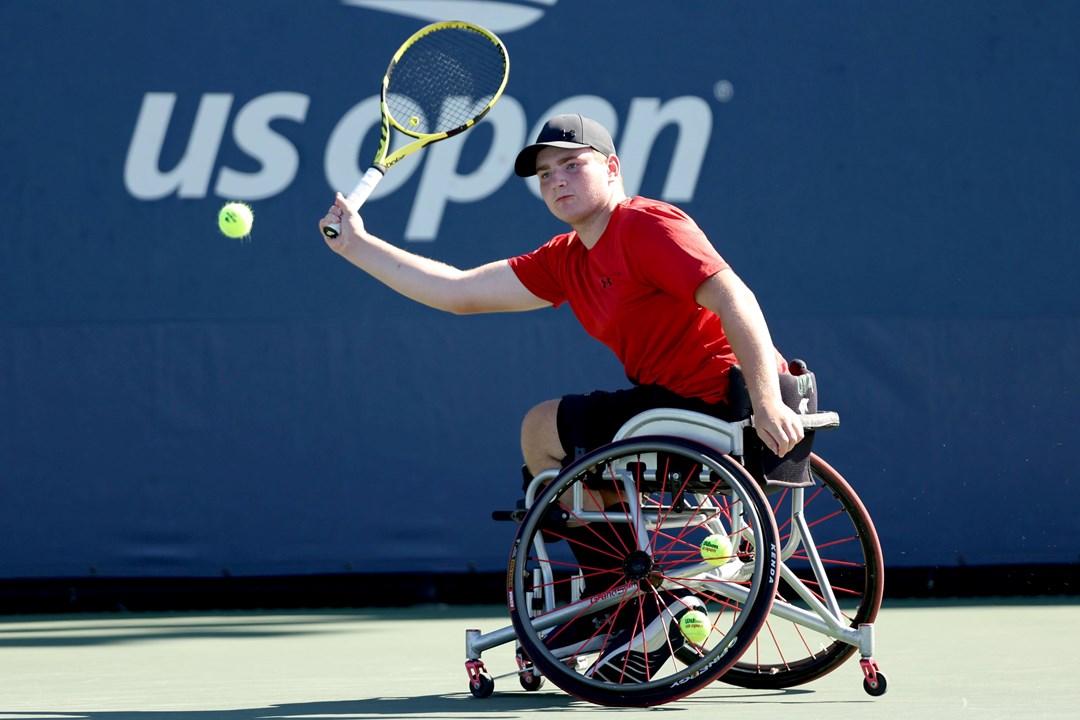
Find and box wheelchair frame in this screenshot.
[464,407,886,706]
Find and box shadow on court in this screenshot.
[0,615,351,649]
[9,688,841,720]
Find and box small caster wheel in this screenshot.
[863,671,888,696]
[519,670,545,691]
[469,673,495,698]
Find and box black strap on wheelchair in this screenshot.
[737,359,836,491]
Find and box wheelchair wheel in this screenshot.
[507,437,779,707]
[719,453,884,688]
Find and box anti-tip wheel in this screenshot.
[519,671,545,691]
[469,673,495,698]
[863,671,888,697]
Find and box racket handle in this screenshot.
[323,166,387,239]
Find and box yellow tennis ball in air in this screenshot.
[679,610,710,644]
[409,115,420,126]
[700,533,733,566]
[218,202,253,239]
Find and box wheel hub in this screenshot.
[621,549,654,580]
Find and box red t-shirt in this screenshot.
[508,196,738,403]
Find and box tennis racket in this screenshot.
[323,21,510,238]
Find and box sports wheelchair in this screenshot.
[464,362,886,707]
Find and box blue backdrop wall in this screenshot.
[1,0,1077,582]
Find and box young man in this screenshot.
[320,114,804,681]
[320,114,804,474]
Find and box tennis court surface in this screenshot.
[2,599,1077,719]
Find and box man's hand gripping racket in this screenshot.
[322,21,510,239]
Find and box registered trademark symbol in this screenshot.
[714,80,734,103]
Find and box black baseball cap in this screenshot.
[514,114,617,177]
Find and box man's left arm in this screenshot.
[695,268,805,457]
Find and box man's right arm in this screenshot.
[320,192,550,315]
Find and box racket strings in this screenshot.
[386,27,507,134]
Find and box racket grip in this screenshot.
[323,166,387,239]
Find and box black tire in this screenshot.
[721,454,884,688]
[519,671,545,691]
[864,671,888,696]
[469,672,495,698]
[507,437,779,707]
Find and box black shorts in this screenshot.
[555,385,735,464]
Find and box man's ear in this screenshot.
[607,153,621,180]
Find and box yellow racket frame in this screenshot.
[323,21,509,238]
[374,20,510,172]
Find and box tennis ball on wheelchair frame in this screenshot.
[679,610,710,644]
[700,533,734,566]
[218,202,253,239]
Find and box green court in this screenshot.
[2,599,1077,719]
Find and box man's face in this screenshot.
[534,146,616,226]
